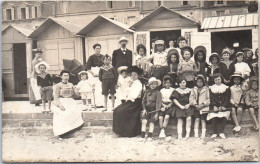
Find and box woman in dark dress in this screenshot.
[113,66,144,137]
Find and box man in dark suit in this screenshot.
[112,36,132,70]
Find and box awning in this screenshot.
[201,13,258,30]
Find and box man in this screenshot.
[176,36,188,61]
[112,36,132,70]
[30,48,43,106]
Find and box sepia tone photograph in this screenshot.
[1,0,259,162]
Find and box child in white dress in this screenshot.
[117,66,131,104]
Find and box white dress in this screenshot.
[76,79,94,99]
[117,75,131,101]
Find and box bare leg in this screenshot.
[177,118,183,139]
[42,99,46,111]
[194,118,200,137]
[141,119,147,132]
[237,107,243,124]
[201,120,207,138]
[149,122,155,134]
[48,100,51,110]
[159,116,164,129]
[111,94,115,110]
[103,95,108,112]
[185,116,191,138]
[249,108,259,129]
[163,115,170,128]
[231,108,239,127]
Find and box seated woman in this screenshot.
[113,66,144,137]
[53,70,84,140]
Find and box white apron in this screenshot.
[53,98,84,136]
[30,78,41,101]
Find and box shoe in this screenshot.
[219,133,226,139]
[147,137,153,141]
[102,108,107,112]
[178,135,182,140]
[159,129,166,138]
[35,103,40,106]
[236,126,241,132]
[210,134,218,138]
[233,126,237,132]
[141,132,145,138]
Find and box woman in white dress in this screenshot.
[53,70,84,139]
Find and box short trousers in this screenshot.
[142,106,158,123]
[159,102,174,117]
[80,92,92,99]
[193,109,208,120]
[101,79,116,96]
[40,86,53,101]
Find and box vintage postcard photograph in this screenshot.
[1,0,259,162]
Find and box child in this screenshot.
[135,44,151,76]
[36,61,53,112]
[167,48,179,88]
[207,53,229,86]
[245,76,259,131]
[158,75,175,138]
[189,74,210,138]
[230,72,245,133]
[207,73,231,139]
[221,48,233,71]
[170,76,193,139]
[244,48,255,76]
[229,52,251,79]
[77,71,95,111]
[117,66,131,104]
[141,77,162,140]
[178,46,198,88]
[99,54,118,112]
[194,46,209,77]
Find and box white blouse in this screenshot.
[235,62,251,78]
[148,51,168,66]
[160,87,175,103]
[126,79,143,102]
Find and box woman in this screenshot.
[113,66,144,137]
[53,70,84,139]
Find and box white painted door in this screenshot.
[191,32,211,62]
[252,28,258,52]
[134,31,150,55]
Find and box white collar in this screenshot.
[176,88,191,94]
[210,84,229,93]
[121,48,127,51]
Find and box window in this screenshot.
[216,10,225,16]
[183,1,188,5]
[110,18,114,20]
[21,8,26,19]
[158,1,161,6]
[129,1,135,7]
[217,1,224,5]
[107,1,113,9]
[6,9,12,20]
[215,0,227,6]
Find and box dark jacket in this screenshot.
[112,48,132,70]
[85,54,104,70]
[209,85,231,112]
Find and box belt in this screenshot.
[154,65,168,68]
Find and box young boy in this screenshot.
[159,75,174,138]
[230,72,245,133]
[141,77,162,140]
[99,55,118,112]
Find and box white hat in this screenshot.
[118,36,129,43]
[147,77,161,86]
[35,61,49,74]
[155,40,165,45]
[78,71,88,76]
[117,66,128,74]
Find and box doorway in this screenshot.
[13,43,27,94]
[150,30,181,48]
[211,30,252,54]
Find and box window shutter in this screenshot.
[37,6,42,17]
[25,7,29,19]
[3,9,7,21]
[31,6,35,18]
[17,7,21,19]
[11,8,14,20]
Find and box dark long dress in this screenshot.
[113,79,143,137]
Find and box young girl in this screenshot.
[170,76,193,139]
[230,72,245,133]
[167,48,179,88]
[229,52,251,79]
[99,55,118,112]
[159,75,175,138]
[194,46,209,77]
[36,61,53,112]
[244,48,255,76]
[245,76,259,131]
[189,74,210,138]
[135,44,151,76]
[77,71,95,111]
[141,77,162,140]
[207,53,229,86]
[117,66,131,104]
[178,46,198,88]
[221,48,233,71]
[207,73,231,139]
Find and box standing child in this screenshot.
[207,73,231,139]
[245,76,259,131]
[141,77,162,140]
[167,48,179,88]
[230,72,245,133]
[178,46,199,88]
[99,54,118,112]
[117,66,131,104]
[36,61,53,112]
[77,71,95,111]
[221,48,233,72]
[194,46,209,77]
[189,74,210,138]
[158,75,175,138]
[244,48,255,76]
[170,76,193,139]
[229,52,251,79]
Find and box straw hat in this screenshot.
[181,46,194,57]
[155,40,165,45]
[209,52,220,63]
[78,71,88,76]
[117,66,128,74]
[147,77,161,86]
[222,47,231,55]
[231,72,244,81]
[127,66,143,75]
[35,61,49,74]
[118,36,128,43]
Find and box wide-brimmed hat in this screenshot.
[127,66,143,75]
[194,46,206,56]
[147,77,161,86]
[155,40,165,45]
[167,48,179,56]
[78,71,88,76]
[118,36,128,43]
[195,74,206,83]
[32,48,43,54]
[231,72,244,81]
[181,46,194,57]
[222,47,231,55]
[209,52,220,63]
[117,66,128,74]
[35,61,49,74]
